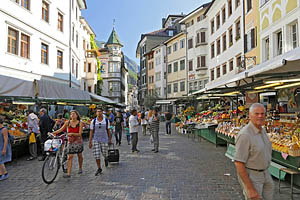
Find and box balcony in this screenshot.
[108,91,121,97]
[85,50,99,58]
[102,72,121,78]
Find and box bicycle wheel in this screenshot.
[61,151,68,173]
[42,154,60,184]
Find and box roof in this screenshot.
[204,0,215,15]
[106,28,123,47]
[144,27,174,37]
[163,14,186,27]
[78,0,87,10]
[179,2,211,23]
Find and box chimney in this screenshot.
[162,18,166,28]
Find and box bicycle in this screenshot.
[41,133,68,184]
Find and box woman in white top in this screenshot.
[141,112,147,136]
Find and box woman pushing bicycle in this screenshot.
[50,110,84,178]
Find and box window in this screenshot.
[222,64,227,75]
[109,82,120,92]
[155,56,161,65]
[197,56,201,68]
[228,0,232,16]
[189,60,193,71]
[211,43,215,58]
[222,7,226,24]
[88,86,91,93]
[149,77,152,84]
[291,23,298,49]
[276,30,283,55]
[173,62,178,72]
[216,67,221,78]
[196,32,200,44]
[173,42,178,52]
[201,32,206,43]
[167,46,171,54]
[246,28,256,52]
[168,64,172,73]
[83,40,86,50]
[189,82,193,91]
[42,1,49,22]
[109,62,120,72]
[72,58,74,74]
[223,34,227,51]
[88,63,91,72]
[173,83,178,93]
[247,0,252,12]
[201,56,206,67]
[58,13,63,32]
[229,59,234,71]
[72,26,74,41]
[236,0,240,8]
[41,43,48,64]
[236,20,241,40]
[197,16,201,22]
[21,0,30,10]
[180,81,185,92]
[57,50,63,69]
[211,20,215,35]
[180,60,185,70]
[264,37,270,61]
[7,28,18,55]
[217,38,221,55]
[76,62,78,78]
[167,84,171,94]
[76,32,78,48]
[236,55,242,67]
[155,72,161,81]
[216,13,220,30]
[196,32,206,44]
[229,27,233,46]
[188,38,193,49]
[84,61,87,72]
[211,69,214,81]
[180,39,185,48]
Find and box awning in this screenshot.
[0,75,35,97]
[156,99,177,105]
[90,93,116,104]
[193,46,300,95]
[37,80,90,101]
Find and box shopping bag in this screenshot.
[150,134,153,144]
[29,132,36,144]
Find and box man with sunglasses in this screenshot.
[89,107,112,176]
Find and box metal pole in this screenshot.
[69,0,72,88]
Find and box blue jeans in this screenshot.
[166,121,171,134]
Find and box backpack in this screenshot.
[93,118,109,133]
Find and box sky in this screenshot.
[82,0,210,63]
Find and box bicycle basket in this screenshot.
[44,139,62,152]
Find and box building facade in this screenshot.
[153,44,167,99]
[205,0,245,88]
[0,0,90,89]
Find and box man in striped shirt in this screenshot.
[150,109,160,153]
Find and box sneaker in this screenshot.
[151,149,155,151]
[104,158,109,167]
[136,149,140,153]
[0,173,8,181]
[78,169,83,174]
[95,168,102,176]
[154,150,159,153]
[63,174,71,178]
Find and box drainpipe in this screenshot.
[69,0,72,88]
[242,0,246,70]
[185,25,188,97]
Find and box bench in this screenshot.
[279,168,300,198]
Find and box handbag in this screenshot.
[29,132,36,144]
[107,144,119,162]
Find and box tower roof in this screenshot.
[106,28,123,47]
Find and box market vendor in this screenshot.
[234,103,273,200]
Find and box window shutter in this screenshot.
[244,34,248,52]
[251,28,255,48]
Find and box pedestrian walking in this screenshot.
[165,111,173,135]
[38,108,54,161]
[27,111,39,161]
[125,120,130,145]
[114,111,124,146]
[150,109,160,153]
[129,109,140,153]
[0,117,11,181]
[52,110,84,178]
[234,103,273,200]
[141,112,147,136]
[89,107,112,176]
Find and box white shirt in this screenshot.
[129,115,139,133]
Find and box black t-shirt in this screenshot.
[165,113,172,121]
[114,116,124,130]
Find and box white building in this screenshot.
[0,0,88,90]
[180,3,211,94]
[153,44,167,99]
[205,0,245,89]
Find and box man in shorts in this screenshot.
[89,107,112,176]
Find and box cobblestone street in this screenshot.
[0,123,291,200]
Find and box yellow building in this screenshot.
[165,32,187,99]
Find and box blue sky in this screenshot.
[82,0,210,63]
